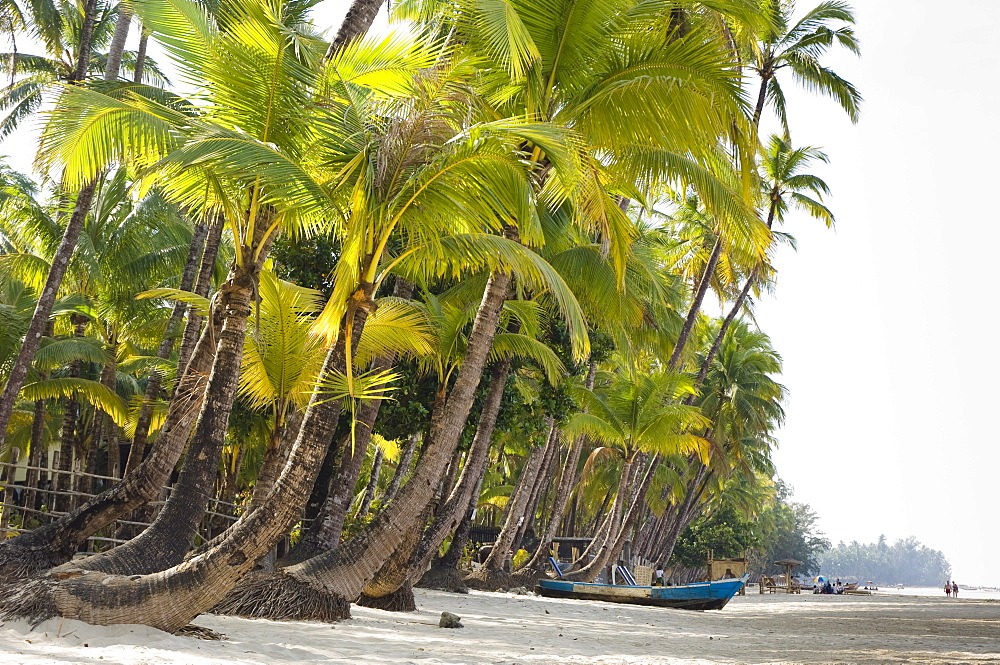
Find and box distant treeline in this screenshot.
[819,536,951,586]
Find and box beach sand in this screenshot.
[1,587,997,664]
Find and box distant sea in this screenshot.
[873,586,1000,600]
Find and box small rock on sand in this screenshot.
[439,612,463,628]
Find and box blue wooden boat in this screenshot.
[536,574,749,610]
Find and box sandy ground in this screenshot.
[1,587,998,664]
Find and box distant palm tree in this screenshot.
[748,0,861,131]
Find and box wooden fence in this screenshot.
[0,461,244,551]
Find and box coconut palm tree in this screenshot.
[0,0,150,481]
[691,134,833,392]
[0,0,354,575]
[748,0,861,131]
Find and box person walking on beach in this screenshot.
[952,581,959,598]
[945,581,951,597]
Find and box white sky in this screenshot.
[3,1,997,586]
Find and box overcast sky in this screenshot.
[3,1,997,586]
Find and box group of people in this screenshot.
[816,578,845,594]
[944,581,960,597]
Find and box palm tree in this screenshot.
[691,134,833,392]
[0,0,148,477]
[0,0,346,575]
[556,359,709,581]
[748,0,861,131]
[650,319,785,564]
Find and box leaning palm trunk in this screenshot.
[667,238,723,370]
[481,420,554,572]
[325,0,386,58]
[0,304,368,631]
[512,425,560,551]
[283,278,414,563]
[214,269,511,621]
[360,357,513,603]
[174,217,224,387]
[0,258,243,578]
[126,220,210,473]
[565,456,657,582]
[524,360,597,569]
[71,262,263,576]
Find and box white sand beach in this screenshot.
[1,588,998,665]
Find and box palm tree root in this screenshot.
[0,542,71,582]
[211,571,351,622]
[356,582,416,612]
[509,567,546,588]
[0,576,59,626]
[463,568,516,592]
[415,562,469,594]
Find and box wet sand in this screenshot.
[1,587,998,664]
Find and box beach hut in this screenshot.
[773,558,803,594]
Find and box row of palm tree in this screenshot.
[0,0,859,631]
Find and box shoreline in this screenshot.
[2,587,998,664]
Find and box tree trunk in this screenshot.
[325,0,386,59]
[566,456,656,581]
[481,420,552,571]
[282,277,413,562]
[356,445,383,519]
[215,269,511,620]
[526,360,597,568]
[0,258,237,578]
[364,357,513,598]
[23,397,48,516]
[687,198,778,399]
[667,237,722,371]
[75,265,261,576]
[512,424,560,552]
[176,216,224,382]
[0,0,106,451]
[0,305,370,631]
[55,316,89,513]
[104,2,132,81]
[133,25,149,83]
[250,408,303,507]
[126,221,208,473]
[71,0,98,83]
[0,184,96,475]
[381,431,417,506]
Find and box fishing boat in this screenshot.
[536,573,749,610]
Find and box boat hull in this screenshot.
[536,576,747,611]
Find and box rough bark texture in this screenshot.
[104,3,132,80]
[478,420,553,572]
[250,408,303,507]
[325,0,385,58]
[0,301,370,632]
[0,258,234,579]
[512,425,560,552]
[133,26,149,84]
[216,269,511,621]
[75,267,260,576]
[282,278,413,563]
[364,358,513,600]
[71,0,98,83]
[176,216,224,382]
